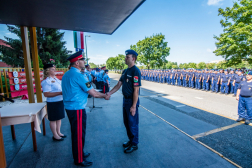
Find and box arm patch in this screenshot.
[86,82,91,88]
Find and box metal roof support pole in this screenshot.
[29,27,46,136]
[20,26,37,151]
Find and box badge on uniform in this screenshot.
[86,82,91,88]
[134,76,138,83]
[51,80,55,83]
[126,79,129,82]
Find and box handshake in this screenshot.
[104,92,112,100]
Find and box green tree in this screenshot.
[172,65,178,69]
[188,62,197,69]
[130,33,170,69]
[31,55,44,68]
[106,57,116,70]
[0,25,71,68]
[206,63,216,69]
[213,0,252,66]
[216,61,228,69]
[197,62,206,69]
[166,61,173,69]
[114,54,126,70]
[89,62,97,68]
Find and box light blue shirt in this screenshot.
[41,77,63,102]
[103,74,110,84]
[82,71,92,82]
[95,71,101,81]
[62,67,93,110]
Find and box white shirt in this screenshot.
[41,77,63,102]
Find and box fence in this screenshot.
[0,68,68,101]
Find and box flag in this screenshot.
[73,31,84,49]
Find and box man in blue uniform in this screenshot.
[62,51,110,166]
[107,49,141,153]
[220,70,230,95]
[236,71,252,125]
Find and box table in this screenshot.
[89,89,102,112]
[0,103,47,151]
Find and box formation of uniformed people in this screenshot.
[140,68,248,96]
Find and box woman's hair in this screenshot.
[43,68,50,79]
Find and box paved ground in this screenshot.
[2,73,252,168]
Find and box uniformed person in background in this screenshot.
[229,70,236,95]
[220,70,230,95]
[107,49,141,153]
[103,69,110,93]
[236,71,252,125]
[62,50,110,166]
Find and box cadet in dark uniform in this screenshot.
[220,70,230,94]
[62,51,110,166]
[107,49,141,153]
[236,71,252,125]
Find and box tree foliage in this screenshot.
[213,0,252,66]
[0,25,71,68]
[196,62,206,69]
[106,54,126,70]
[130,33,170,69]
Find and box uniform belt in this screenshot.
[240,95,252,98]
[123,95,133,99]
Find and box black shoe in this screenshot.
[52,137,64,141]
[245,120,250,125]
[236,118,245,122]
[123,141,131,148]
[60,135,67,138]
[84,152,90,158]
[124,144,138,153]
[75,160,93,167]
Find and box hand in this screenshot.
[130,106,136,116]
[105,93,110,100]
[0,93,4,96]
[236,96,239,101]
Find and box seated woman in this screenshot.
[41,64,66,141]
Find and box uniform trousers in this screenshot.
[230,82,235,94]
[188,78,192,87]
[123,98,139,145]
[104,83,109,93]
[171,77,174,85]
[66,109,86,164]
[183,77,187,87]
[238,96,252,120]
[205,81,210,91]
[202,80,207,90]
[191,79,195,88]
[211,80,219,92]
[221,82,229,94]
[177,78,182,86]
[195,79,201,89]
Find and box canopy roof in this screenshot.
[0,0,145,34]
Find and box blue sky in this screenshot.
[0,0,234,65]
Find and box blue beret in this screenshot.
[67,50,84,63]
[248,71,252,75]
[125,49,138,56]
